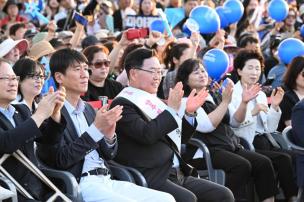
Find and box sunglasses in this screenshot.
[301,72,304,77]
[90,60,110,69]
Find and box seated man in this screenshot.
[0,58,66,201]
[111,48,234,202]
[291,99,304,197]
[37,48,175,202]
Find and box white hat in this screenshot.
[95,29,110,40]
[0,38,28,58]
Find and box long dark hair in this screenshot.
[284,56,304,90]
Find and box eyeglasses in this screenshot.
[0,76,20,82]
[134,68,165,77]
[90,60,110,69]
[287,14,296,19]
[26,73,48,81]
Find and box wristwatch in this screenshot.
[185,110,197,117]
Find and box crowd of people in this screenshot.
[0,0,304,201]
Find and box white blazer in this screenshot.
[229,81,281,149]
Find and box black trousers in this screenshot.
[157,168,234,202]
[253,135,298,199]
[189,148,277,201]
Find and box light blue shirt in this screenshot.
[64,100,115,174]
[0,105,16,127]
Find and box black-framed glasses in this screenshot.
[90,60,110,69]
[26,73,49,81]
[134,68,165,77]
[0,75,20,82]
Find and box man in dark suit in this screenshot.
[0,58,66,201]
[291,99,304,193]
[111,48,234,202]
[37,48,176,202]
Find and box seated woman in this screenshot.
[12,58,47,113]
[176,58,277,202]
[230,49,298,201]
[278,56,304,132]
[81,45,124,101]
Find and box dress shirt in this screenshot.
[0,105,16,127]
[64,100,116,174]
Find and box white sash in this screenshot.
[117,87,182,167]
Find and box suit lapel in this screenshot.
[62,106,80,141]
[13,111,24,126]
[0,112,14,130]
[83,103,94,126]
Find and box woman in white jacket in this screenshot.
[230,49,298,201]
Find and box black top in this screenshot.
[81,78,124,101]
[278,89,300,132]
[184,93,241,163]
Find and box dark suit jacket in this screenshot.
[37,102,117,182]
[291,99,304,187]
[111,97,196,189]
[0,104,66,201]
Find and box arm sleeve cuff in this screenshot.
[105,134,117,148]
[196,107,215,132]
[87,124,104,142]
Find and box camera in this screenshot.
[126,28,149,40]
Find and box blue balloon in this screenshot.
[223,0,244,24]
[189,6,220,34]
[268,0,288,22]
[150,20,166,33]
[301,25,304,38]
[216,6,230,28]
[202,49,229,81]
[278,38,304,64]
[182,18,199,37]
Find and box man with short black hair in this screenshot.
[111,48,234,202]
[38,48,176,202]
[0,58,67,201]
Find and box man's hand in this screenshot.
[94,105,123,140]
[186,88,208,114]
[167,82,184,112]
[51,86,66,123]
[32,87,58,126]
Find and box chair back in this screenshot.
[282,126,304,154]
